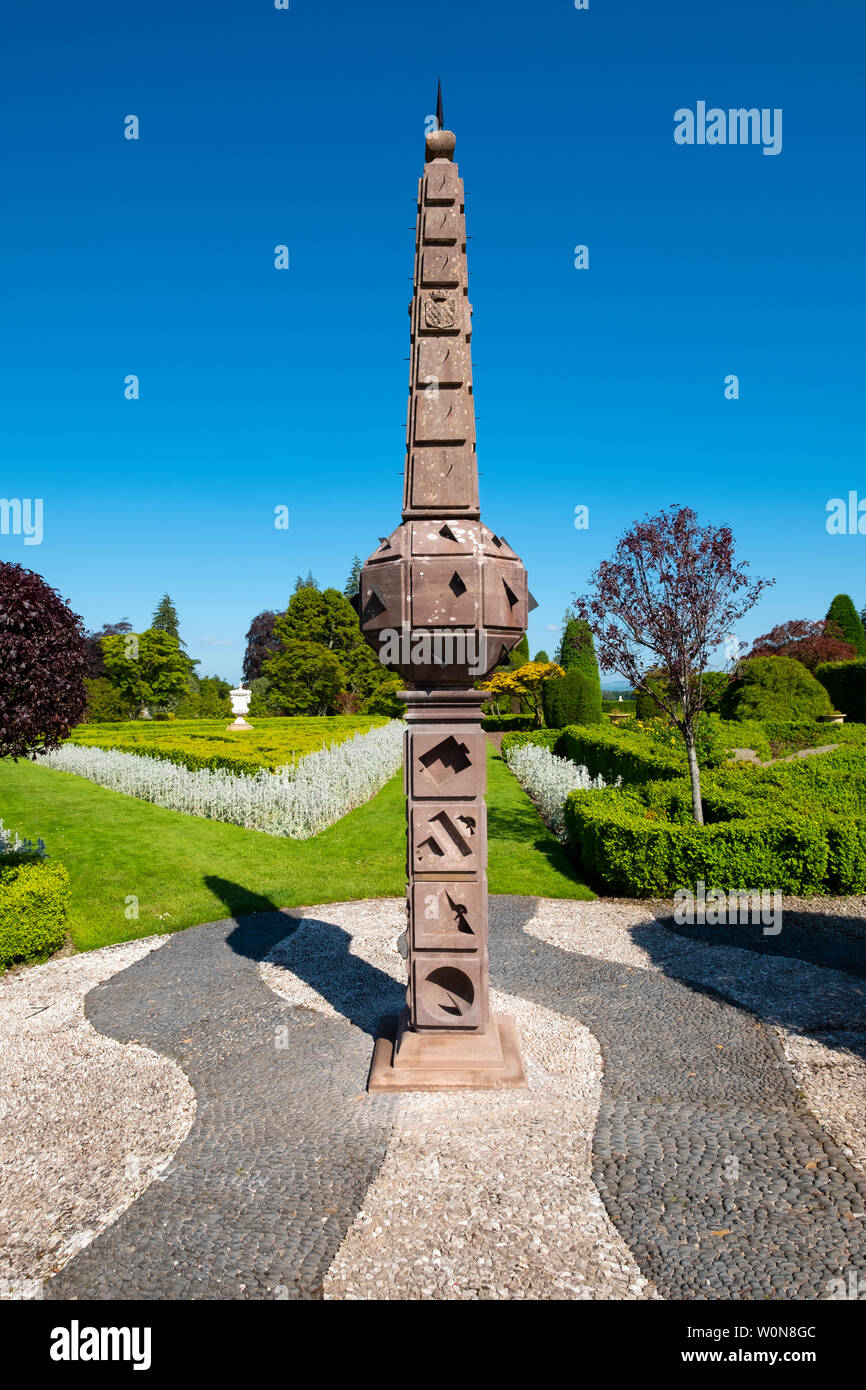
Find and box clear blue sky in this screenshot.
[2,0,864,682]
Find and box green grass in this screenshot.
[70,715,387,775]
[0,743,592,952]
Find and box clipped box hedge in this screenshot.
[563,784,828,896]
[70,715,389,776]
[482,714,536,733]
[562,747,866,896]
[0,859,70,968]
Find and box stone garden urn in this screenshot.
[227,685,253,732]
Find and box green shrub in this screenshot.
[547,619,603,726]
[83,676,131,723]
[483,714,536,733]
[826,594,866,658]
[636,669,670,722]
[720,656,834,722]
[0,860,70,967]
[563,777,829,896]
[815,659,866,723]
[501,728,563,759]
[759,718,866,757]
[559,724,683,784]
[562,746,866,895]
[701,671,733,714]
[542,666,603,727]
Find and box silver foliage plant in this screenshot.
[503,741,616,840]
[43,722,405,840]
[0,819,47,860]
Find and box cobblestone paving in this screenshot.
[46,913,396,1301]
[46,898,866,1301]
[492,899,866,1300]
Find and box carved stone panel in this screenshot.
[420,290,460,333]
[416,337,467,389]
[423,207,459,243]
[421,249,461,287]
[410,879,487,951]
[405,448,478,514]
[423,164,460,205]
[410,518,476,555]
[413,388,472,443]
[410,557,481,627]
[482,559,528,631]
[412,954,483,1029]
[410,800,484,873]
[359,561,405,631]
[409,726,485,799]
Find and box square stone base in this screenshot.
[368,1010,528,1092]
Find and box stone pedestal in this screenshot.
[368,689,527,1091]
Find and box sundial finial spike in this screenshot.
[436,77,444,132]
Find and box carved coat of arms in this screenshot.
[424,289,457,330]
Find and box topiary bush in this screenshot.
[546,619,603,726]
[0,860,70,967]
[815,659,866,723]
[563,781,829,896]
[542,666,603,728]
[826,594,866,658]
[501,727,563,759]
[559,723,683,784]
[634,669,670,722]
[720,656,834,722]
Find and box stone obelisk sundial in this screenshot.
[359,100,530,1090]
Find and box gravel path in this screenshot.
[261,904,654,1300]
[0,939,195,1298]
[4,895,862,1301]
[43,912,397,1301]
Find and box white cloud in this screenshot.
[545,623,558,632]
[200,636,235,647]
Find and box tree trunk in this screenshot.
[685,732,704,825]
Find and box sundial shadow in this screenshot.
[206,876,405,1038]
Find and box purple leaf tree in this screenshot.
[575,506,774,824]
[0,562,89,760]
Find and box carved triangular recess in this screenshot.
[361,590,387,624]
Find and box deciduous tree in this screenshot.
[575,505,773,824]
[0,562,88,758]
[750,618,856,671]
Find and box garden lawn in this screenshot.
[0,744,592,952]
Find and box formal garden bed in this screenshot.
[503,718,866,897]
[69,714,389,775]
[45,719,404,838]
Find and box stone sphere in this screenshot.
[358,517,528,686]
